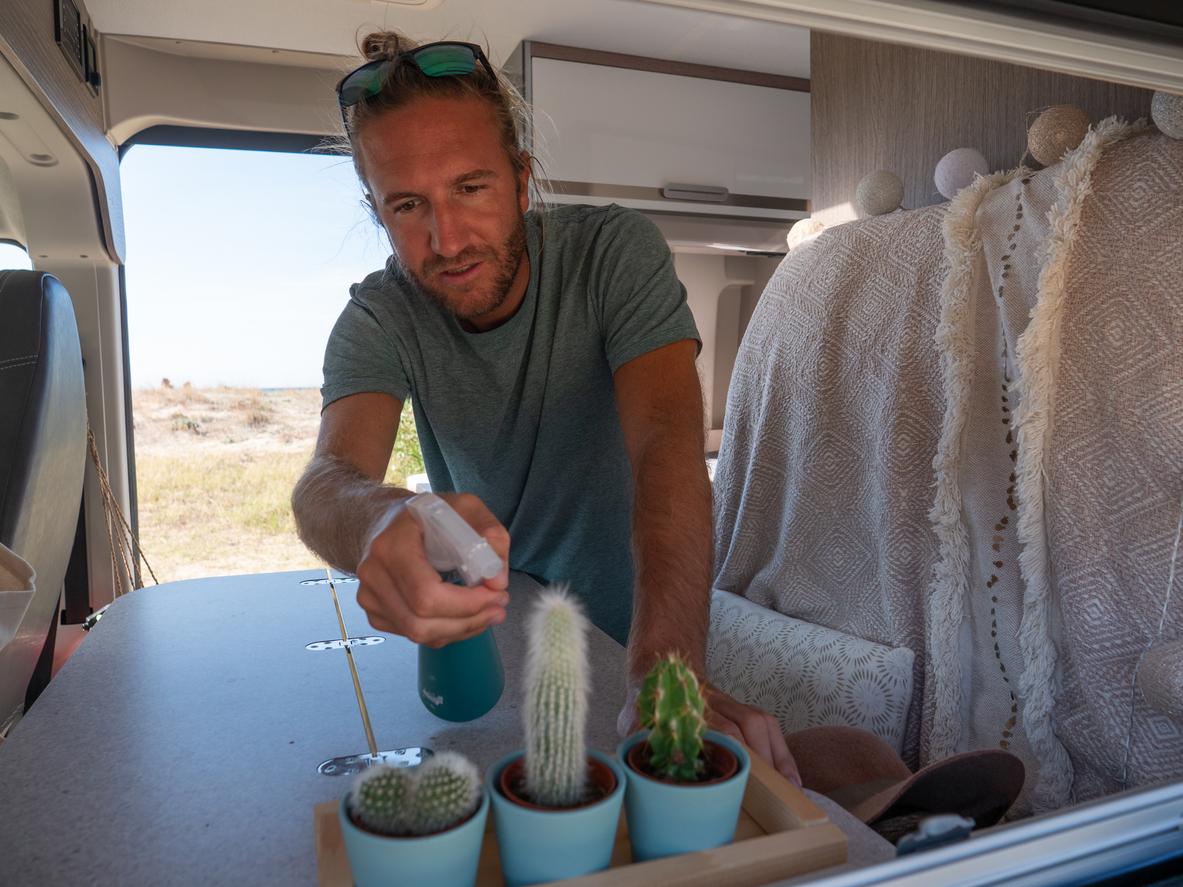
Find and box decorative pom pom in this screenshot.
[935,149,990,200]
[1151,91,1183,140]
[1027,105,1092,167]
[856,170,904,216]
[787,218,825,250]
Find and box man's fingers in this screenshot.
[382,589,506,646]
[353,491,514,646]
[713,720,744,746]
[704,685,802,788]
[437,492,511,590]
[764,713,802,787]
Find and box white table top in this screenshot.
[0,569,628,885]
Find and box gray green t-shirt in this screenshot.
[321,204,700,644]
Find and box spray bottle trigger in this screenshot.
[406,493,505,587]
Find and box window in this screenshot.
[0,242,33,270]
[121,145,422,581]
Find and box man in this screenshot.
[292,32,798,783]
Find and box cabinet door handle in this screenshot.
[662,183,729,203]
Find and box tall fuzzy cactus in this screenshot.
[351,752,481,837]
[524,586,590,807]
[637,653,707,782]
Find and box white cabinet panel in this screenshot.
[530,58,809,219]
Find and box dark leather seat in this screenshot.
[0,270,86,731]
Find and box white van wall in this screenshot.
[0,51,131,611]
[674,252,781,451]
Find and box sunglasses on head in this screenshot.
[336,41,499,116]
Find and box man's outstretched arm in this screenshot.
[614,339,801,786]
[292,392,510,645]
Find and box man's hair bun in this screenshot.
[360,29,419,61]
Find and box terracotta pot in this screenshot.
[499,754,617,810]
[625,737,739,786]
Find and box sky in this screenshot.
[120,145,391,390]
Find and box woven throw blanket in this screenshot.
[713,207,946,767]
[933,164,1061,817]
[1013,124,1183,806]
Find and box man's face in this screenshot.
[354,95,531,325]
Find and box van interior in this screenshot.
[1,1,1182,884]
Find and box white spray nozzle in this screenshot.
[405,493,504,587]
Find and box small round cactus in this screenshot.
[637,652,707,782]
[352,764,415,835]
[523,586,590,807]
[350,752,481,837]
[408,753,482,836]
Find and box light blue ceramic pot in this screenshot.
[616,729,750,861]
[486,749,626,887]
[338,784,489,887]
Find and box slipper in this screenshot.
[786,726,1025,837]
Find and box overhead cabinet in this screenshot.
[512,43,811,226]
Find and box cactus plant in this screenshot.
[637,653,707,782]
[523,586,590,808]
[408,753,482,836]
[353,764,415,836]
[351,752,481,837]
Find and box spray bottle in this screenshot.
[405,493,506,722]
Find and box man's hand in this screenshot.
[356,492,511,647]
[703,684,801,787]
[292,393,511,647]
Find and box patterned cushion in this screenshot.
[707,590,915,755]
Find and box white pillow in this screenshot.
[707,590,915,755]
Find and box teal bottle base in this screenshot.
[418,626,505,722]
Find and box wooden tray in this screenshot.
[314,746,848,887]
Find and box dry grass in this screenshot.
[132,386,424,583]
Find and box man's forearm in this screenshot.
[292,454,414,574]
[626,425,713,684]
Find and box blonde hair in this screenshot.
[338,30,548,211]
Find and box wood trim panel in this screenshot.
[529,42,809,93]
[0,0,124,263]
[809,32,1155,226]
[555,180,810,213]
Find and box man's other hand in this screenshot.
[703,684,801,788]
[356,492,511,647]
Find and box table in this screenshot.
[0,570,627,885]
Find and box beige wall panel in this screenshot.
[0,0,124,261]
[810,32,1155,226]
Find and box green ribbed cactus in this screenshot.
[350,752,481,837]
[637,653,707,782]
[523,586,589,808]
[408,753,482,836]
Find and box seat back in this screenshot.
[0,270,86,729]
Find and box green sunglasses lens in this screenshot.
[412,45,477,77]
[339,61,388,105]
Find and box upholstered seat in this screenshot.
[0,270,86,731]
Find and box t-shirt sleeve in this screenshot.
[320,287,412,410]
[593,207,701,374]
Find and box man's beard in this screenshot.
[399,213,528,321]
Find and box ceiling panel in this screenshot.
[86,0,812,78]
